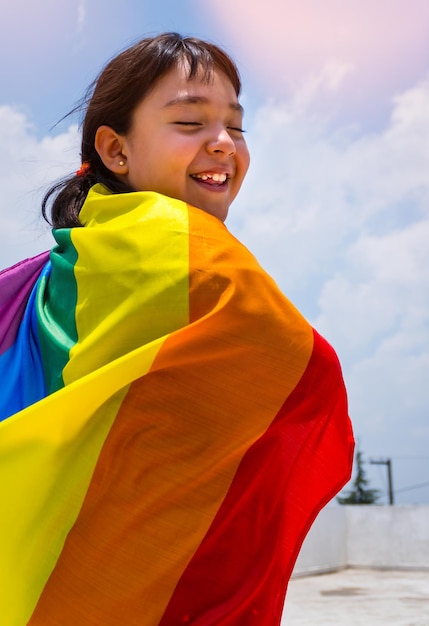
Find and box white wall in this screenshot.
[292,506,347,576]
[292,505,429,577]
[346,505,429,569]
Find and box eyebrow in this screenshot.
[164,95,244,114]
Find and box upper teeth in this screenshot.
[193,173,227,182]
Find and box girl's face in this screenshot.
[118,64,250,222]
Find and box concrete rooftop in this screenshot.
[281,568,429,625]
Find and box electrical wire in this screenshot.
[395,480,429,494]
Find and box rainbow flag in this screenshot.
[0,185,354,625]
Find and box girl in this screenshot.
[0,33,353,625]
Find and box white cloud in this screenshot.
[292,60,355,108]
[229,73,429,502]
[0,105,79,268]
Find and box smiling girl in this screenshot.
[94,63,249,223]
[0,33,353,625]
[43,33,249,227]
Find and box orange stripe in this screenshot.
[29,206,313,625]
[159,331,354,624]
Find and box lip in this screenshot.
[190,175,230,193]
[190,167,233,178]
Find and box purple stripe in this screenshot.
[0,251,50,355]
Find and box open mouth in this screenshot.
[191,172,228,186]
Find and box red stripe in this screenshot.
[159,330,354,626]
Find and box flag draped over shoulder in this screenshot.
[0,185,354,626]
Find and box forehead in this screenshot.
[144,64,243,112]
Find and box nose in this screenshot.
[206,127,236,156]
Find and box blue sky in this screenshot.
[1,0,429,504]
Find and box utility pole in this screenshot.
[370,458,394,505]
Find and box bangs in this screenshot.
[153,34,242,96]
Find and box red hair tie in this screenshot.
[76,162,91,177]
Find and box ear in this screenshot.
[94,125,129,175]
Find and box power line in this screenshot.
[395,480,429,494]
[390,456,429,461]
[367,456,429,501]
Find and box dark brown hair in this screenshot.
[42,32,242,228]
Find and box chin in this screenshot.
[205,200,230,221]
[205,206,228,222]
[186,196,229,222]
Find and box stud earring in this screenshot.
[119,160,125,166]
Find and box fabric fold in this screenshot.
[0,185,353,625]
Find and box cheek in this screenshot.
[238,146,251,178]
[238,139,250,164]
[159,135,192,162]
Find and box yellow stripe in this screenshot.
[63,186,190,385]
[0,336,165,626]
[0,188,192,625]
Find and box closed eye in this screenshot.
[174,121,203,126]
[174,122,245,132]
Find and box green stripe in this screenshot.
[36,229,79,393]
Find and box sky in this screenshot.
[1,0,429,504]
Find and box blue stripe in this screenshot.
[0,263,51,421]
